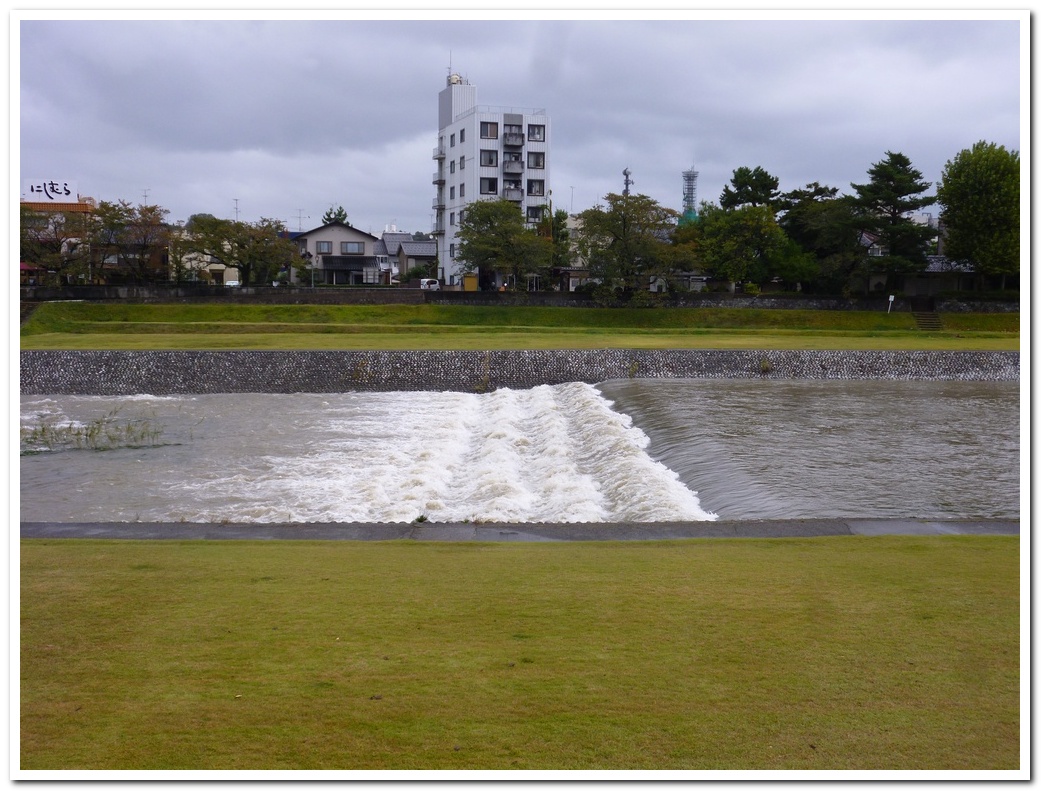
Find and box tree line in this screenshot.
[456,142,1019,296]
[20,201,301,287]
[19,203,370,288]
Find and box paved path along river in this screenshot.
[21,518,1020,542]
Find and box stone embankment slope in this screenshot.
[20,349,1019,395]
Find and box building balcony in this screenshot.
[503,160,524,174]
[431,222,445,236]
[502,188,524,202]
[503,132,524,147]
[432,172,445,185]
[433,197,445,210]
[432,145,446,160]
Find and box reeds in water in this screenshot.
[21,409,167,454]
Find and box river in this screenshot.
[19,379,1020,524]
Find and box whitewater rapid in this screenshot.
[19,383,718,524]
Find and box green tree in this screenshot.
[87,200,134,281]
[456,199,552,288]
[575,193,678,294]
[538,208,573,272]
[697,203,809,287]
[322,205,349,225]
[666,208,706,279]
[86,201,171,283]
[778,183,865,293]
[124,204,171,282]
[20,204,91,283]
[187,215,297,286]
[851,151,937,289]
[167,223,193,283]
[936,141,1020,289]
[719,166,781,210]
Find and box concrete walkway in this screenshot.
[20,518,1019,542]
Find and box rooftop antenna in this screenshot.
[233,198,240,221]
[294,209,309,231]
[622,168,633,197]
[142,188,150,203]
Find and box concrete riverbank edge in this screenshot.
[19,349,1020,394]
[20,519,1020,542]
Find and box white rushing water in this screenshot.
[20,383,718,524]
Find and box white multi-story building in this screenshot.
[433,73,551,286]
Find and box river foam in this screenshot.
[20,383,717,524]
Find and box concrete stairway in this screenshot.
[912,311,944,331]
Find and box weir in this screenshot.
[20,380,1020,525]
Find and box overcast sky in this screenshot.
[17,12,1024,236]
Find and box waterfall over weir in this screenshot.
[20,379,1019,524]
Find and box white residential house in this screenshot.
[292,221,384,285]
[433,73,551,286]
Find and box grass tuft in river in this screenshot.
[20,408,169,455]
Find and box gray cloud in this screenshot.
[19,15,1021,233]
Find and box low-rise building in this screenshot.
[292,221,383,285]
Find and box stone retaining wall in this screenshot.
[20,350,1019,395]
[19,286,1020,313]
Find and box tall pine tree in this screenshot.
[851,152,937,285]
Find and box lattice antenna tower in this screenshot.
[682,161,699,216]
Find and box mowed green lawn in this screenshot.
[21,536,1020,772]
[19,302,1020,350]
[19,301,1023,773]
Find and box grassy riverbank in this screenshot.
[20,302,1019,351]
[21,536,1019,772]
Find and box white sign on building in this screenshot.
[24,180,77,202]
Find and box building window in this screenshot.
[459,183,465,198]
[450,186,455,200]
[527,151,545,169]
[527,206,544,223]
[480,121,498,139]
[459,128,465,143]
[480,178,498,194]
[450,160,455,174]
[450,133,456,147]
[450,243,456,257]
[341,241,364,255]
[480,149,498,167]
[528,124,545,142]
[527,179,545,197]
[459,157,465,170]
[504,124,522,135]
[316,241,332,254]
